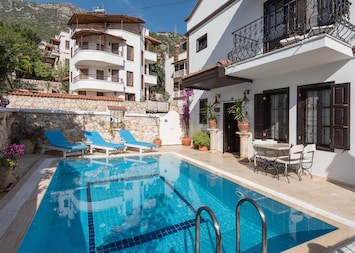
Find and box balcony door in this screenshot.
[264,0,306,51]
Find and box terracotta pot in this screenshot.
[181,136,192,147]
[209,120,217,129]
[153,139,162,147]
[237,121,249,132]
[198,145,209,151]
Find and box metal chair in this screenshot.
[275,144,304,183]
[253,139,278,174]
[300,144,316,179]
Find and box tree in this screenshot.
[0,22,55,89]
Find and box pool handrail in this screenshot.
[195,205,222,253]
[236,197,267,253]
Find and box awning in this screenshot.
[72,29,125,40]
[182,65,251,90]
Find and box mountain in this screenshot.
[0,0,84,40]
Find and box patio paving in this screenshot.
[0,145,355,252]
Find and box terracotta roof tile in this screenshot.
[8,91,124,102]
[182,59,233,80]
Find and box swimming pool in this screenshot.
[18,154,337,252]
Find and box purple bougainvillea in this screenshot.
[180,89,194,137]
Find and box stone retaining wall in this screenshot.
[0,92,179,151]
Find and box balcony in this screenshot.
[145,72,157,85]
[73,47,124,67]
[72,74,124,92]
[174,69,187,78]
[144,50,157,64]
[226,0,355,79]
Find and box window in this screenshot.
[264,0,306,51]
[297,82,350,150]
[141,74,144,90]
[127,71,133,86]
[81,42,89,49]
[111,43,119,54]
[96,43,104,51]
[97,92,104,96]
[318,0,351,25]
[96,70,104,80]
[79,68,88,79]
[141,50,144,66]
[127,45,134,61]
[78,91,86,95]
[126,93,135,101]
[199,99,208,124]
[65,40,70,50]
[196,34,207,52]
[111,69,119,82]
[255,88,289,142]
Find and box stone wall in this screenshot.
[0,92,178,151]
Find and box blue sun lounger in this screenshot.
[41,130,89,158]
[84,131,126,156]
[118,130,157,154]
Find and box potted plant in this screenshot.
[0,143,25,191]
[227,98,249,132]
[153,137,162,147]
[181,89,194,146]
[192,130,210,151]
[202,101,217,129]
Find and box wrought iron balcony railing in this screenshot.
[228,0,355,63]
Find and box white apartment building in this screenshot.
[165,43,188,101]
[183,0,355,186]
[67,10,161,101]
[42,31,72,69]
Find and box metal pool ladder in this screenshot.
[195,198,267,253]
[236,197,267,253]
[195,205,222,253]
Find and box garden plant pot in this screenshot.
[153,139,162,147]
[181,137,192,147]
[237,121,249,133]
[209,120,217,129]
[198,145,209,151]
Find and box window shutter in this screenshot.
[297,90,306,145]
[254,94,265,139]
[331,83,350,150]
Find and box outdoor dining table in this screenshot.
[253,142,291,177]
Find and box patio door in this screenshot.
[223,103,239,154]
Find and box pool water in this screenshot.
[18,154,337,252]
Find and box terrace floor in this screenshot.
[0,145,355,253]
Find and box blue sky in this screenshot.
[30,0,196,34]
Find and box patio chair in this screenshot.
[83,131,126,156]
[275,144,304,183]
[41,130,88,158]
[300,143,316,179]
[117,130,157,154]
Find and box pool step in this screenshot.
[194,197,267,253]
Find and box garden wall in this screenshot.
[0,91,178,151]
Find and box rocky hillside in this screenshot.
[0,0,84,40]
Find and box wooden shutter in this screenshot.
[331,82,350,150]
[254,93,266,139]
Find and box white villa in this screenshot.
[183,0,355,186]
[67,9,161,101]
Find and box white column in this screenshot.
[208,128,219,152]
[237,132,251,159]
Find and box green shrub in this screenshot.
[192,130,210,146]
